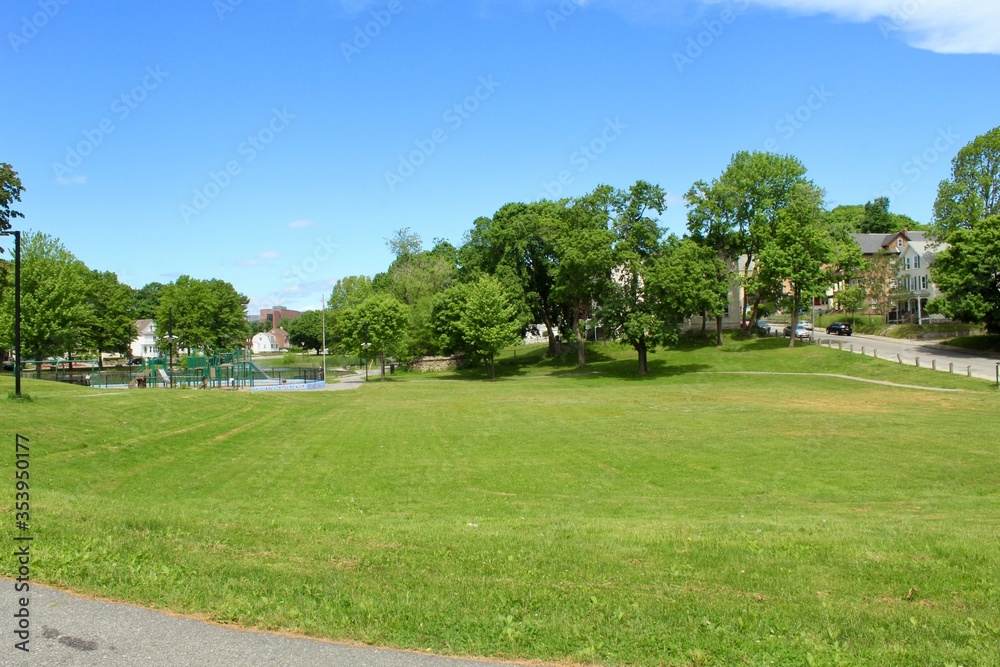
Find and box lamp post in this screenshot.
[321,296,327,384]
[1,230,21,397]
[362,321,369,383]
[168,307,175,389]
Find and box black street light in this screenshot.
[167,306,176,389]
[1,230,21,398]
[362,321,369,383]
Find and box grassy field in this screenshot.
[1,337,998,666]
[943,334,1000,354]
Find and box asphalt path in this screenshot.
[1,583,534,667]
[322,372,366,391]
[810,331,1000,382]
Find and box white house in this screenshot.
[896,239,948,323]
[252,331,280,354]
[130,319,160,359]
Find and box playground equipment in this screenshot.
[89,348,324,390]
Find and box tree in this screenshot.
[0,163,25,242]
[933,125,1000,238]
[386,227,423,259]
[459,275,520,380]
[0,232,89,375]
[82,270,137,368]
[756,183,835,348]
[836,284,867,322]
[653,237,730,346]
[340,293,408,380]
[604,181,675,375]
[329,275,373,311]
[133,282,165,320]
[155,276,249,355]
[686,151,812,334]
[459,201,563,356]
[928,215,1000,333]
[860,250,901,324]
[551,189,616,367]
[285,310,325,353]
[431,282,472,356]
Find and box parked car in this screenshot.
[783,323,812,339]
[754,319,771,335]
[125,358,144,366]
[2,361,13,372]
[825,321,853,336]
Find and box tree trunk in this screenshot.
[716,314,724,347]
[636,338,648,376]
[488,355,495,380]
[788,291,799,348]
[379,352,386,380]
[574,305,586,368]
[542,312,560,357]
[700,312,708,338]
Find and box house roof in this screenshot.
[135,319,155,334]
[852,231,928,255]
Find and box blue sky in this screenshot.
[2,0,997,313]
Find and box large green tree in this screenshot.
[460,201,563,356]
[604,181,674,375]
[757,183,835,348]
[338,293,408,380]
[133,282,165,320]
[285,310,325,353]
[687,152,812,333]
[459,275,520,380]
[1,163,25,240]
[83,270,137,367]
[155,276,249,355]
[933,125,1000,238]
[929,215,1000,333]
[0,232,89,374]
[431,282,473,356]
[653,237,731,345]
[551,188,616,367]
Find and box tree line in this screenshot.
[2,125,997,376]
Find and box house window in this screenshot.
[921,275,928,290]
[904,257,911,270]
[897,238,903,248]
[914,255,921,269]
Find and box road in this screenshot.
[810,331,1000,382]
[2,583,534,667]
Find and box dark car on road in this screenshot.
[825,322,853,336]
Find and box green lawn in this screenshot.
[942,334,1000,354]
[2,338,997,666]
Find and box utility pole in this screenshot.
[0,231,22,397]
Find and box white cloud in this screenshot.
[259,250,282,259]
[56,175,87,186]
[288,219,316,229]
[704,0,1000,54]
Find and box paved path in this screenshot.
[1,583,533,667]
[322,372,366,391]
[812,332,1000,382]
